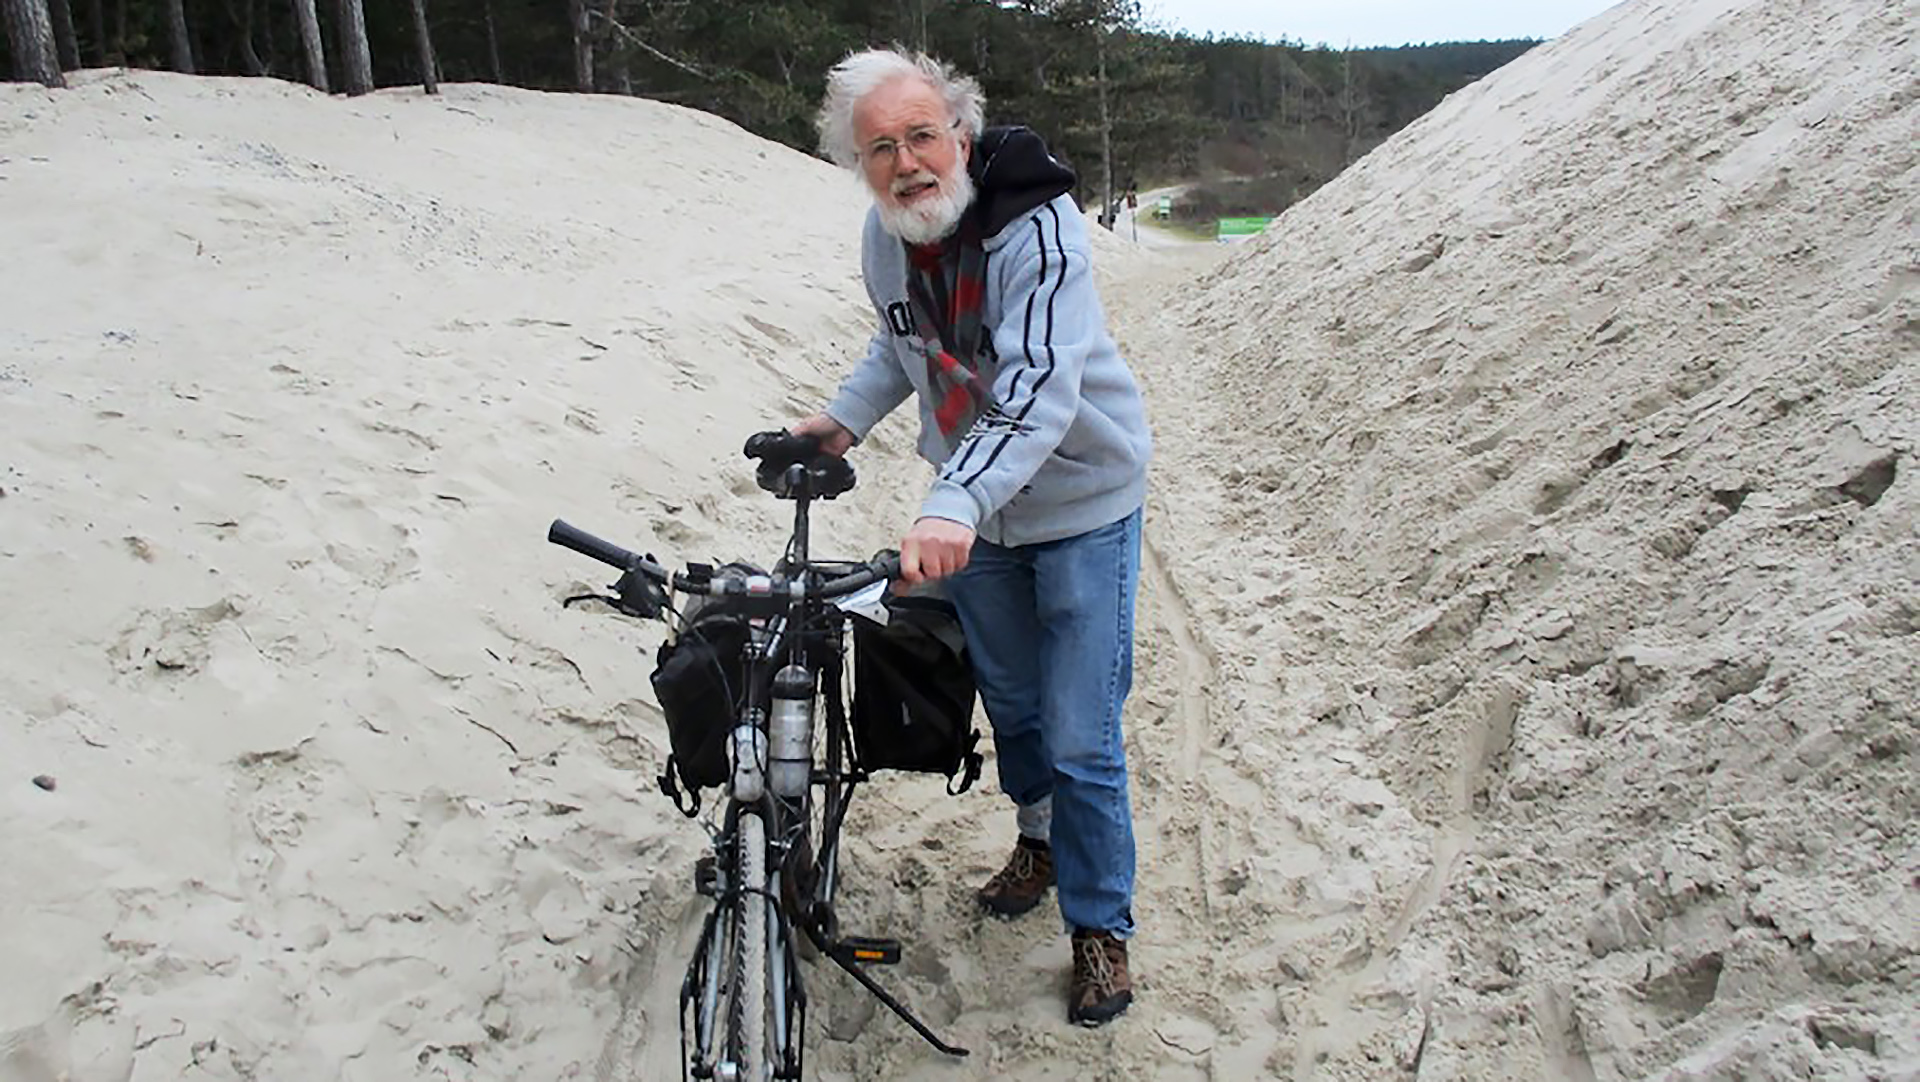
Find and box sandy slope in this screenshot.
[3,0,1915,1075]
[0,71,921,1081]
[1120,0,1918,1077]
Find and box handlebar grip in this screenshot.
[547,518,640,570]
[815,553,902,597]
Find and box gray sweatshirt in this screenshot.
[826,193,1152,547]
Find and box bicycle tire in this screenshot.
[730,810,768,1082]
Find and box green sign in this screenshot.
[1154,195,1173,219]
[1216,216,1273,240]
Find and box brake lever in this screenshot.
[560,591,623,611]
[560,549,669,620]
[611,565,669,618]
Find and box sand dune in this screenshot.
[1123,0,1917,1076]
[1,71,920,1081]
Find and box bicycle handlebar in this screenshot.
[547,518,660,575]
[547,518,899,601]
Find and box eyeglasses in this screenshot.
[861,120,961,169]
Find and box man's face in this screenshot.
[853,76,974,243]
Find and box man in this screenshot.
[792,48,1152,1027]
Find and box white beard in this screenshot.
[874,167,976,244]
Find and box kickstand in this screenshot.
[810,929,970,1057]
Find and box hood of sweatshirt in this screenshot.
[965,126,1078,238]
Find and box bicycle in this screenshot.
[547,430,970,1081]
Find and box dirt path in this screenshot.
[1112,184,1209,250]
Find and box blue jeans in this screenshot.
[947,508,1141,937]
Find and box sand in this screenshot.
[0,72,913,1081]
[1,0,1913,1078]
[1117,0,1917,1077]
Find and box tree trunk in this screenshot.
[1338,48,1351,160]
[899,0,925,51]
[83,0,103,63]
[481,0,500,81]
[1096,30,1113,230]
[567,0,591,91]
[406,0,435,92]
[1339,46,1363,164]
[226,0,265,74]
[260,0,280,76]
[3,0,65,85]
[290,0,327,90]
[332,0,372,94]
[48,0,77,69]
[598,0,622,90]
[164,0,194,71]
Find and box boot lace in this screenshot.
[991,846,1040,890]
[1074,935,1118,996]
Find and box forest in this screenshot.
[3,0,1535,218]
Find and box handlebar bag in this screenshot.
[849,596,983,793]
[650,570,763,792]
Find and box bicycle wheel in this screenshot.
[729,809,768,1082]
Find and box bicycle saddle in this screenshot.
[743,430,856,499]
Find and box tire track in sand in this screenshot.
[1138,535,1220,929]
[1285,706,1494,1077]
[595,902,700,1082]
[1142,537,1215,785]
[1134,533,1235,1078]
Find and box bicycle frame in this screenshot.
[548,437,967,1082]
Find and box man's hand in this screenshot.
[899,517,975,586]
[790,413,856,457]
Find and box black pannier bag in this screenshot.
[850,594,983,794]
[649,567,763,810]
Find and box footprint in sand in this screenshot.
[316,490,418,583]
[111,598,244,677]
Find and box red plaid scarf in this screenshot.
[905,221,990,438]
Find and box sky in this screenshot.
[1142,0,1622,48]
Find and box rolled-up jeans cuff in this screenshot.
[1016,795,1053,841]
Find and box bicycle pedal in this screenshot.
[839,936,902,965]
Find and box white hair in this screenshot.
[815,48,986,170]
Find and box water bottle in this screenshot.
[732,709,767,803]
[767,664,814,798]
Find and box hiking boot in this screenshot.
[976,835,1054,917]
[1068,929,1133,1026]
